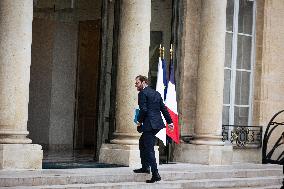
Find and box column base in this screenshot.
[99,143,159,168]
[190,134,225,145]
[173,143,233,165]
[0,144,43,169]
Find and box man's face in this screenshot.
[135,78,144,91]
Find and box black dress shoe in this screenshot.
[133,168,150,174]
[146,172,161,183]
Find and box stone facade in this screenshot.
[253,0,284,160]
[0,0,283,169]
[177,0,284,164]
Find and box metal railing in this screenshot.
[222,125,262,148]
[262,110,284,188]
[262,110,284,164]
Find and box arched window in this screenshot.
[223,0,256,125]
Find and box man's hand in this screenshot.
[168,123,174,131]
[136,122,142,133]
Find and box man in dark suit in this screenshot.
[133,75,173,183]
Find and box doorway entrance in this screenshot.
[74,20,101,158]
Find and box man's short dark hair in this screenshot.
[136,75,148,84]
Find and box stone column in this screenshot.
[0,0,42,169]
[99,0,157,167]
[194,0,227,145]
[111,0,151,145]
[178,0,201,142]
[174,0,232,165]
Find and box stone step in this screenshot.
[1,176,282,189]
[1,183,182,189]
[209,185,283,189]
[0,163,282,188]
[200,185,283,189]
[238,185,283,189]
[0,167,282,187]
[183,176,283,188]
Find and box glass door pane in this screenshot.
[234,106,249,125]
[237,35,252,70]
[238,0,254,35]
[235,71,250,105]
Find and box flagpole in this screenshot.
[170,44,173,60]
[166,137,169,164]
[159,44,162,58]
[166,44,174,164]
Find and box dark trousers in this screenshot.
[139,129,159,174]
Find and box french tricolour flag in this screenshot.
[165,59,180,144]
[155,57,168,100]
[155,56,168,146]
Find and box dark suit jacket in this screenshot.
[137,86,172,132]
